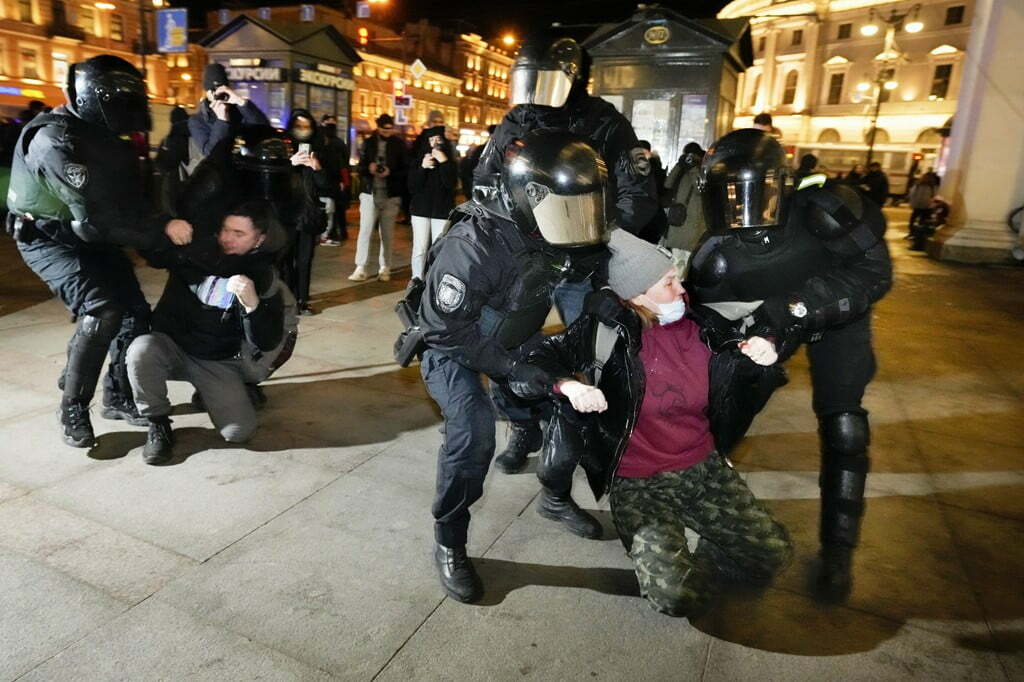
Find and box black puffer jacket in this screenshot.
[509,294,786,499]
[408,125,457,219]
[143,219,288,361]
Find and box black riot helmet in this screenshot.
[66,55,150,133]
[699,129,794,233]
[500,130,608,247]
[510,34,587,108]
[233,137,293,203]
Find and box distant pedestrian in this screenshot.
[794,153,819,186]
[318,114,350,244]
[155,106,191,214]
[408,111,457,280]
[842,164,865,186]
[189,63,271,158]
[350,114,408,282]
[460,124,496,200]
[907,171,939,234]
[859,162,889,206]
[752,112,773,133]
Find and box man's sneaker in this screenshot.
[433,543,483,603]
[348,267,368,281]
[58,399,95,448]
[378,268,391,282]
[493,422,542,474]
[536,488,603,539]
[100,395,149,426]
[143,417,174,465]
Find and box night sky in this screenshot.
[184,0,732,40]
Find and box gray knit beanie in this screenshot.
[606,228,674,300]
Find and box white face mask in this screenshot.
[655,298,686,325]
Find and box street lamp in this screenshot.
[502,34,516,47]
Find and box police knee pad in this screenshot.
[819,411,870,547]
[76,306,124,344]
[820,410,870,457]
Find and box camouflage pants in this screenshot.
[610,453,793,617]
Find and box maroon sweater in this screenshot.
[616,316,714,479]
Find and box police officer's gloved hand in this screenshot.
[583,287,630,326]
[759,296,807,335]
[506,361,552,399]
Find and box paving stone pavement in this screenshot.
[0,210,1022,681]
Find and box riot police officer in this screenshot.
[473,32,659,475]
[419,131,610,603]
[687,129,893,601]
[6,55,191,447]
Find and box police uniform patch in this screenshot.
[63,163,89,189]
[436,273,467,313]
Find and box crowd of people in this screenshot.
[6,35,901,622]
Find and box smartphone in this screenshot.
[196,276,235,310]
[298,143,311,155]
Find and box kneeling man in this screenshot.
[128,201,285,464]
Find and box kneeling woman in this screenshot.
[510,229,792,617]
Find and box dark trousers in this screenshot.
[421,349,498,547]
[17,238,149,400]
[807,313,876,547]
[284,232,317,307]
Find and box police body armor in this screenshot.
[7,110,144,244]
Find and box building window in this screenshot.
[878,67,895,103]
[18,0,32,22]
[930,63,953,99]
[945,5,965,25]
[176,55,189,67]
[792,29,803,46]
[749,73,761,108]
[110,14,124,41]
[837,23,852,39]
[757,36,766,52]
[827,72,844,104]
[21,48,39,78]
[79,6,95,34]
[782,70,798,105]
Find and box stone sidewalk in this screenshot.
[0,212,1022,680]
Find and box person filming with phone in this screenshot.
[188,63,271,158]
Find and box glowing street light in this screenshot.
[905,19,924,33]
[502,34,516,46]
[860,22,879,37]
[856,81,871,92]
[883,80,899,90]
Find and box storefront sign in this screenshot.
[296,68,355,91]
[226,66,284,81]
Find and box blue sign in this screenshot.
[356,1,370,18]
[156,8,188,54]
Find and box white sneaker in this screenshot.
[348,267,368,281]
[378,268,391,282]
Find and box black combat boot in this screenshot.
[493,422,542,474]
[58,399,95,448]
[433,543,482,603]
[100,393,149,426]
[536,487,603,539]
[815,543,853,603]
[142,416,174,465]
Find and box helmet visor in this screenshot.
[705,170,786,231]
[510,67,574,108]
[96,72,150,132]
[531,188,606,246]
